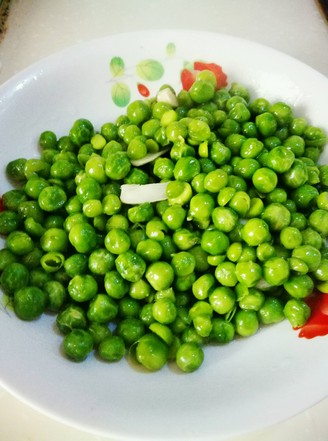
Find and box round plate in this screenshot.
[0,30,328,441]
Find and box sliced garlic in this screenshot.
[156,87,178,107]
[120,182,169,204]
[130,148,169,167]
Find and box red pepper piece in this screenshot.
[180,68,196,91]
[194,61,228,89]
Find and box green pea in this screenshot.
[105,151,131,180]
[0,210,20,235]
[24,158,50,179]
[252,167,278,193]
[40,252,65,272]
[258,297,285,325]
[104,270,129,299]
[235,261,262,287]
[255,112,277,137]
[209,318,235,343]
[104,228,131,255]
[201,229,230,255]
[204,169,228,193]
[215,261,237,287]
[261,202,291,231]
[238,288,265,311]
[69,118,94,146]
[69,222,97,253]
[283,274,314,298]
[153,157,175,180]
[6,230,34,256]
[98,336,125,362]
[173,156,200,182]
[0,262,29,295]
[241,218,270,246]
[87,293,118,323]
[129,278,152,300]
[115,250,146,282]
[145,261,174,291]
[14,286,47,321]
[128,202,154,224]
[282,159,308,188]
[68,274,98,302]
[209,286,236,315]
[63,329,93,362]
[175,342,204,373]
[188,193,215,228]
[136,239,163,262]
[265,146,295,173]
[212,207,238,233]
[135,333,168,371]
[291,245,321,272]
[234,310,259,337]
[301,228,322,249]
[313,259,328,282]
[309,209,328,236]
[189,79,215,104]
[263,257,290,286]
[162,205,187,230]
[171,251,196,277]
[280,227,303,249]
[43,280,67,312]
[283,298,311,328]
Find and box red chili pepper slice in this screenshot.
[180,68,196,91]
[194,61,228,89]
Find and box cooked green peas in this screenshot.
[38,185,67,211]
[69,222,97,253]
[209,286,236,315]
[284,274,314,298]
[2,74,328,373]
[68,274,98,302]
[215,261,237,287]
[98,336,125,362]
[145,261,174,291]
[104,228,131,254]
[176,342,204,373]
[135,333,168,371]
[136,239,163,262]
[234,310,259,337]
[0,262,29,295]
[283,299,311,328]
[40,252,65,272]
[63,329,93,362]
[87,294,119,323]
[104,270,129,299]
[261,203,291,231]
[252,167,278,193]
[115,250,146,282]
[258,297,284,325]
[14,286,47,320]
[241,218,270,246]
[6,230,34,256]
[201,229,230,255]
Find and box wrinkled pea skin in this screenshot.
[1,70,328,373]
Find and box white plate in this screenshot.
[0,30,328,441]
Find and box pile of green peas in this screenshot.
[1,67,328,373]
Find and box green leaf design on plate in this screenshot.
[166,42,176,57]
[136,59,164,81]
[111,82,131,107]
[110,56,125,77]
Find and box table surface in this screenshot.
[0,1,328,440]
